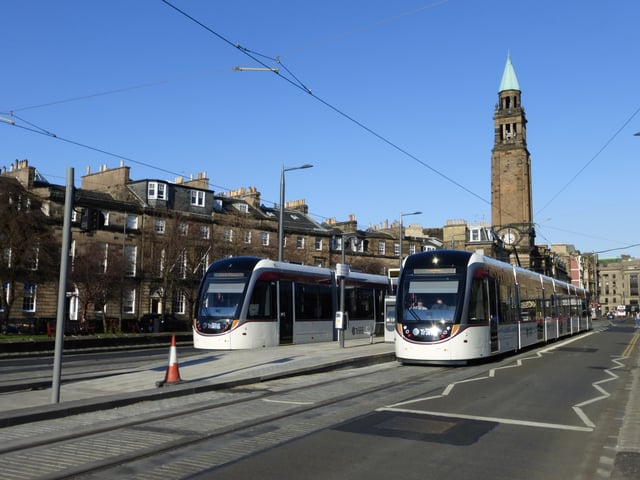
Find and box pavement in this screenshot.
[0,337,396,428]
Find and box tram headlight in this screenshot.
[439,325,452,339]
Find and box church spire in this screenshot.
[499,52,520,92]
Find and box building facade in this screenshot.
[597,256,640,317]
[1,159,444,333]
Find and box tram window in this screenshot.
[499,283,517,324]
[468,279,488,325]
[346,287,374,320]
[519,286,537,322]
[295,283,332,320]
[247,281,276,320]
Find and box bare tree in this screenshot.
[144,211,214,327]
[0,178,57,332]
[69,241,123,333]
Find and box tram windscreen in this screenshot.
[404,280,458,320]
[400,277,460,342]
[196,280,246,334]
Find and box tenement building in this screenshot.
[0,159,446,333]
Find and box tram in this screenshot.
[395,250,591,364]
[193,257,390,350]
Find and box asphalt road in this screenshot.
[1,320,637,479]
[195,322,636,479]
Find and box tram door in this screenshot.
[488,278,499,352]
[278,281,294,344]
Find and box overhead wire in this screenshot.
[4,0,634,247]
[159,0,490,209]
[2,0,480,224]
[280,0,451,57]
[532,105,640,253]
[1,1,446,114]
[1,112,333,220]
[535,105,640,216]
[1,114,230,191]
[4,69,229,113]
[160,0,640,248]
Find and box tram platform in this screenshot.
[0,337,395,427]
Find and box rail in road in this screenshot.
[1,321,638,479]
[0,363,441,479]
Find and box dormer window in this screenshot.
[233,203,248,214]
[191,190,205,207]
[148,182,167,200]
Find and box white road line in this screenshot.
[262,398,314,405]
[377,406,594,432]
[385,331,624,430]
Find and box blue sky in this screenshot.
[2,0,640,258]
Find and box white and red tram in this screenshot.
[395,250,591,364]
[194,257,390,350]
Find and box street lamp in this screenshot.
[278,163,313,262]
[336,232,358,348]
[399,211,422,269]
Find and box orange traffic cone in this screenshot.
[157,334,182,387]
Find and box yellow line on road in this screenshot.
[622,333,639,358]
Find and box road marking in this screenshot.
[622,333,639,358]
[377,406,593,432]
[384,331,626,431]
[572,356,625,428]
[262,398,314,405]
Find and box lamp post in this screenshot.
[399,211,422,269]
[278,164,313,262]
[337,233,357,348]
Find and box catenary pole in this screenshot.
[51,168,74,403]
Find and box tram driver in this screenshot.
[431,297,447,309]
[412,299,427,310]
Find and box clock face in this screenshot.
[500,228,519,245]
[504,232,516,245]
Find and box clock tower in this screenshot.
[491,54,535,267]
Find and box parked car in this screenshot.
[137,314,190,333]
[606,312,615,320]
[15,318,48,335]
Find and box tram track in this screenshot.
[1,362,469,480]
[2,331,626,480]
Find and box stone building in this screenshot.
[597,256,640,317]
[1,159,424,332]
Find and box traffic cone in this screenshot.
[157,334,182,387]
